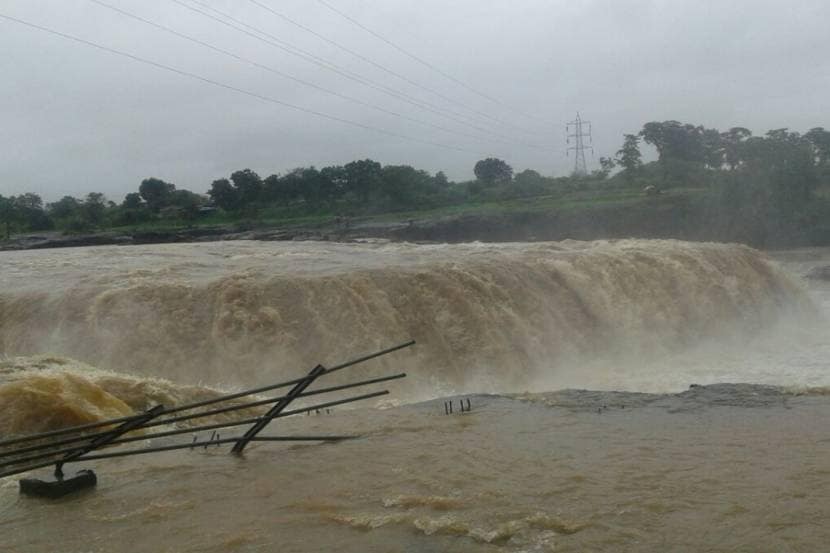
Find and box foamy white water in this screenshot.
[1,239,824,398]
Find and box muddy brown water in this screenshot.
[1,239,829,552]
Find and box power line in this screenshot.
[179,0,546,148]
[314,0,553,126]
[0,11,485,156]
[246,0,540,137]
[88,0,524,149]
[173,0,549,150]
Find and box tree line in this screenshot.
[0,157,557,236]
[2,121,828,247]
[608,122,830,245]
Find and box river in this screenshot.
[1,239,829,552]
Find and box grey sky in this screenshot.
[1,0,828,202]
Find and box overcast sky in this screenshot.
[2,0,829,202]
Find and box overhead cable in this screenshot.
[247,0,541,137]
[0,11,487,156]
[172,0,548,149]
[315,0,555,126]
[88,0,532,149]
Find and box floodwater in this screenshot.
[1,239,829,552]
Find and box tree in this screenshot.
[720,127,752,170]
[344,159,383,203]
[169,189,203,222]
[139,178,175,212]
[320,166,347,200]
[14,193,43,211]
[715,128,820,245]
[122,192,143,210]
[296,167,338,207]
[596,157,616,179]
[81,192,107,227]
[806,127,830,167]
[747,129,817,204]
[806,127,830,186]
[230,169,263,206]
[701,127,724,169]
[474,158,513,186]
[380,165,435,207]
[278,168,325,207]
[640,121,709,185]
[48,196,82,219]
[616,134,642,182]
[0,195,15,239]
[208,178,239,211]
[262,173,289,204]
[12,193,52,231]
[513,169,546,196]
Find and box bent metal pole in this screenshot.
[232,364,326,454]
[0,372,406,464]
[0,389,390,479]
[0,340,415,449]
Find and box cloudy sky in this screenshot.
[1,0,829,202]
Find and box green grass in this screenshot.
[99,186,709,235]
[363,187,706,223]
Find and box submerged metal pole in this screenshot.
[0,340,414,449]
[53,405,164,480]
[0,372,406,463]
[231,364,326,454]
[0,389,389,479]
[75,434,357,462]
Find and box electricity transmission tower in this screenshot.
[566,113,593,175]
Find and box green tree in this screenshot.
[747,129,817,204]
[720,127,752,170]
[81,192,107,227]
[513,169,546,196]
[230,169,263,206]
[264,172,305,205]
[14,193,43,211]
[0,195,16,239]
[380,165,435,207]
[474,158,513,186]
[168,189,203,222]
[805,128,830,165]
[208,178,239,211]
[292,167,337,208]
[640,121,709,185]
[48,196,82,219]
[595,157,616,179]
[806,127,830,185]
[278,168,323,207]
[344,159,383,204]
[139,178,175,212]
[701,128,724,169]
[715,128,819,245]
[320,166,347,200]
[122,192,143,209]
[615,134,642,183]
[12,193,52,231]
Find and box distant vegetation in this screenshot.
[2,121,829,248]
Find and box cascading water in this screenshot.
[0,239,814,401]
[2,240,829,553]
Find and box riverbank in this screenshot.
[3,186,829,252]
[0,190,713,251]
